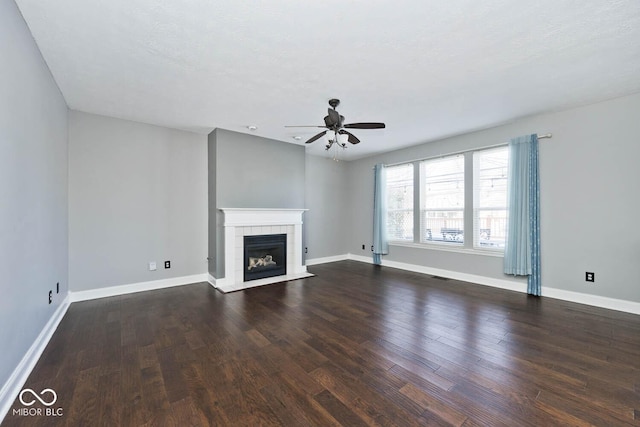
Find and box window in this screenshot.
[420,155,465,244]
[386,164,414,241]
[473,147,508,249]
[383,144,510,253]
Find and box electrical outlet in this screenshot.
[586,272,595,282]
[149,261,157,271]
[305,247,308,254]
[48,290,52,304]
[362,244,365,250]
[371,245,374,252]
[164,260,171,269]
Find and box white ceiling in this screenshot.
[15,0,640,160]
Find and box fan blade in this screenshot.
[284,125,326,128]
[339,129,360,144]
[327,108,341,126]
[343,122,386,129]
[305,131,327,144]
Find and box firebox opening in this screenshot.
[244,234,287,282]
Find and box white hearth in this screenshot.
[215,208,313,292]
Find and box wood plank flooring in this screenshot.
[3,260,640,426]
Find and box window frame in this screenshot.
[384,145,508,256]
[385,163,415,242]
[472,146,509,252]
[419,154,466,246]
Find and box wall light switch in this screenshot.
[149,261,157,271]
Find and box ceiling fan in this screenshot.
[286,99,385,150]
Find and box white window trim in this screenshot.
[472,146,508,252]
[384,146,508,256]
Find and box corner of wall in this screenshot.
[0,296,70,424]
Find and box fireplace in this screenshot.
[244,234,287,282]
[215,208,313,293]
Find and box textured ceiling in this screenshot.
[14,0,640,160]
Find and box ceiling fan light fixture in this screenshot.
[285,99,385,151]
[325,130,335,142]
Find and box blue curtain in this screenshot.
[373,163,388,265]
[504,134,541,296]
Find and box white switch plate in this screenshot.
[149,261,157,271]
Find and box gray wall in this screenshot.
[69,111,208,291]
[208,128,305,278]
[304,155,349,260]
[0,0,69,396]
[213,128,305,208]
[347,92,640,303]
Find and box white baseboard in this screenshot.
[324,254,640,316]
[69,273,210,302]
[542,287,640,315]
[346,253,528,293]
[347,253,375,264]
[305,254,349,266]
[0,295,70,424]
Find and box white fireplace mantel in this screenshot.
[221,208,307,227]
[215,208,313,293]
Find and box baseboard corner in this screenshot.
[0,295,70,424]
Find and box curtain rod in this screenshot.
[377,133,552,169]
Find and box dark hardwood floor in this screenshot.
[3,260,640,426]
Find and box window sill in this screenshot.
[389,241,505,258]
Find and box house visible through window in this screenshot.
[386,163,414,241]
[420,155,465,244]
[473,147,508,249]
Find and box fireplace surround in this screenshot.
[215,208,313,292]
